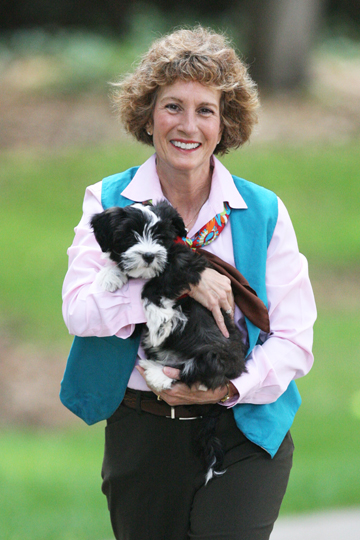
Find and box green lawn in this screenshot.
[282,308,360,513]
[0,144,154,344]
[0,426,112,540]
[1,308,359,539]
[222,143,360,268]
[1,141,359,538]
[1,141,359,344]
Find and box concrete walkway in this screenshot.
[271,508,360,540]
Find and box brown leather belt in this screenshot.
[123,388,214,420]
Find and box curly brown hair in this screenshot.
[112,26,259,155]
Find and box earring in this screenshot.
[147,131,152,136]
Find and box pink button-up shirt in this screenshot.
[62,154,316,406]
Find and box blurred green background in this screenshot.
[0,1,360,539]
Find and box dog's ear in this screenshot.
[170,212,187,238]
[91,207,122,252]
[153,201,187,237]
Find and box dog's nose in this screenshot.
[142,252,155,264]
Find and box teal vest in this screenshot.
[60,166,301,457]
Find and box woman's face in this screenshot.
[150,80,222,178]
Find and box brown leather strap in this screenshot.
[197,248,270,333]
[123,389,213,419]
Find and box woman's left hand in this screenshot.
[136,365,238,405]
[187,267,234,338]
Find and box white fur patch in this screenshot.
[96,264,128,292]
[143,298,187,347]
[205,459,227,485]
[146,349,183,366]
[132,203,159,226]
[138,359,174,392]
[180,358,196,377]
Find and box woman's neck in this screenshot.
[156,159,212,227]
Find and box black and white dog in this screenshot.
[91,201,247,481]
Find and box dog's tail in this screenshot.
[196,407,226,485]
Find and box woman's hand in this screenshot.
[136,366,239,405]
[188,267,234,338]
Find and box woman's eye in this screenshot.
[199,108,213,115]
[166,104,180,112]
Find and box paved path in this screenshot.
[271,508,360,540]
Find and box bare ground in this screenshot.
[0,54,359,427]
[1,54,360,151]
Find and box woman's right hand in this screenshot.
[187,267,234,338]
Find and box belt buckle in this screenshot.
[165,406,202,421]
[165,406,176,420]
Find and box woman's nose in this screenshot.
[180,110,197,135]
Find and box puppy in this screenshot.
[91,201,247,482]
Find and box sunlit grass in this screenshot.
[0,309,359,538]
[282,308,360,513]
[221,143,360,268]
[1,141,359,344]
[0,425,112,540]
[1,140,359,534]
[0,143,152,344]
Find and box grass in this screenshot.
[1,140,359,536]
[282,308,360,514]
[0,425,112,540]
[1,308,359,539]
[0,143,153,344]
[221,143,360,268]
[1,141,359,344]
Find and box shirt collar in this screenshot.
[121,154,164,203]
[208,156,247,213]
[121,153,248,210]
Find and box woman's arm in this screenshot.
[228,198,316,405]
[62,183,147,338]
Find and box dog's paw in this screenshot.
[138,359,174,392]
[96,264,127,292]
[143,298,187,347]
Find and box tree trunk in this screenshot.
[246,0,326,91]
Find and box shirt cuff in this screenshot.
[218,395,239,408]
[219,355,262,407]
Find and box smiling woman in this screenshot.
[148,81,223,227]
[61,25,316,540]
[112,26,259,154]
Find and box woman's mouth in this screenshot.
[170,140,201,150]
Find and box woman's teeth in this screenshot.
[171,141,200,150]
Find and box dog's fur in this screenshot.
[91,201,247,482]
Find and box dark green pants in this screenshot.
[101,401,293,540]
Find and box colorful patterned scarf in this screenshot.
[179,202,231,249]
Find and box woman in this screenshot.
[61,27,316,540]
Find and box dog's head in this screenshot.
[91,201,187,279]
